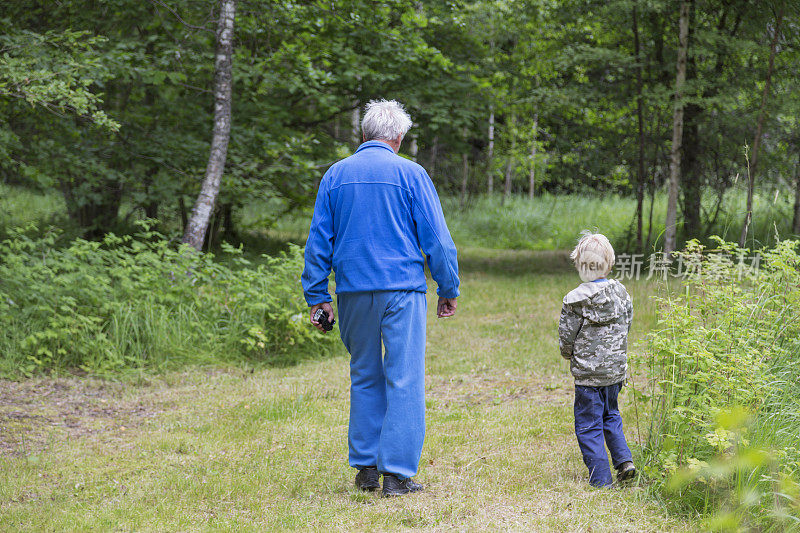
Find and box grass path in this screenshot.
[0,248,692,531]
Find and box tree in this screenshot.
[0,28,119,131]
[183,0,236,250]
[664,0,691,256]
[631,0,646,250]
[740,4,785,247]
[528,113,538,200]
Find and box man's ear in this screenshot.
[362,133,366,142]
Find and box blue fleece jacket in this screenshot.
[302,141,460,306]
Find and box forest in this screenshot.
[2,0,798,251]
[3,1,800,531]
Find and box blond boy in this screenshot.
[558,232,636,486]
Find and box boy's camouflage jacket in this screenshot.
[558,279,633,387]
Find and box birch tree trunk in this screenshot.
[408,131,418,162]
[487,107,495,194]
[502,158,515,204]
[663,0,691,256]
[351,104,361,149]
[740,6,783,247]
[182,0,236,251]
[528,113,538,200]
[502,113,515,205]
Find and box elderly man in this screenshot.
[301,99,460,497]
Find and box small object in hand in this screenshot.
[313,308,335,331]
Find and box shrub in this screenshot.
[0,223,336,377]
[637,237,800,530]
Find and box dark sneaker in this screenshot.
[355,466,380,491]
[382,473,423,497]
[616,461,637,483]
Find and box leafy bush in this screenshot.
[0,223,336,377]
[637,237,800,530]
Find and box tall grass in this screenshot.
[636,238,800,530]
[0,183,67,236]
[443,189,795,252]
[246,189,796,253]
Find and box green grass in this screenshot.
[0,183,67,236]
[241,188,797,256]
[443,190,795,253]
[0,247,693,531]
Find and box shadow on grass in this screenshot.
[236,229,577,278]
[457,247,573,277]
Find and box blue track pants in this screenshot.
[574,382,633,487]
[337,290,427,480]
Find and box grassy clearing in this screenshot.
[442,191,795,252]
[0,247,692,531]
[243,189,796,256]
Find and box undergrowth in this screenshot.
[636,237,800,531]
[0,223,336,377]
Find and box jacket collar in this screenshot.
[355,140,396,154]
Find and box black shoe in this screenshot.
[616,461,637,483]
[381,473,423,497]
[355,466,380,491]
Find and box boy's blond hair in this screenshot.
[570,231,615,282]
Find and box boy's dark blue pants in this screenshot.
[574,382,633,487]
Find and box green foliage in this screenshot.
[0,22,119,130]
[0,223,335,377]
[637,237,800,529]
[2,0,799,248]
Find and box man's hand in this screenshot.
[310,302,335,333]
[437,297,457,318]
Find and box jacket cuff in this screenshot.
[436,287,460,298]
[305,295,333,307]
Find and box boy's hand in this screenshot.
[437,297,457,318]
[310,302,335,333]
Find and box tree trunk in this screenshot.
[680,1,703,236]
[222,202,235,241]
[430,136,439,177]
[182,0,236,251]
[793,150,800,235]
[646,111,664,251]
[740,6,784,247]
[502,158,515,206]
[351,104,360,149]
[502,113,516,204]
[409,131,418,162]
[632,1,645,251]
[207,206,223,251]
[179,196,188,230]
[487,107,495,194]
[460,151,469,208]
[681,102,702,234]
[664,0,691,256]
[528,113,538,200]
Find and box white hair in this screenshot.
[570,231,615,282]
[361,99,413,142]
